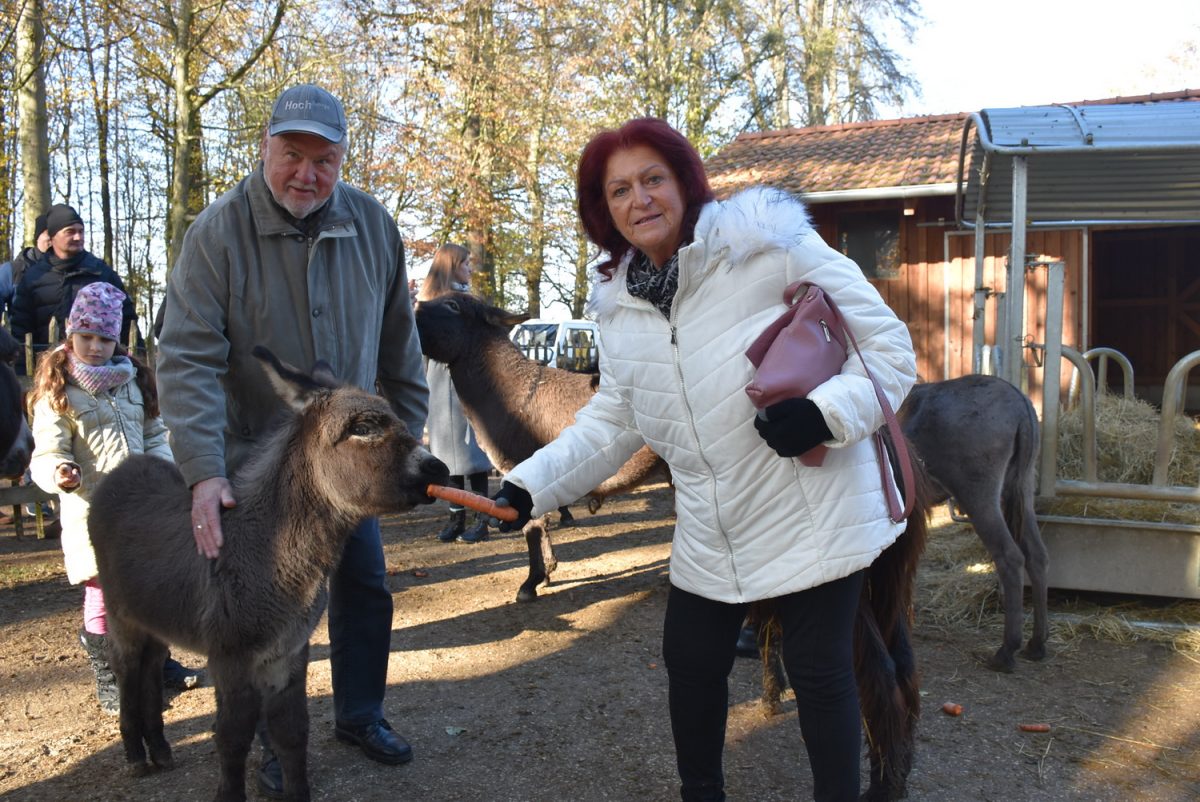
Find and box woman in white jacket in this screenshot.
[492,118,917,802]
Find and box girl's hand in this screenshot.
[55,462,82,492]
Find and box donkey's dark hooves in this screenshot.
[983,650,1017,673]
[860,782,908,801]
[516,587,539,603]
[1020,642,1049,661]
[126,760,154,778]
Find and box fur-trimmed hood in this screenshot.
[588,186,813,320]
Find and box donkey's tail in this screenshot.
[856,450,931,801]
[1002,387,1041,546]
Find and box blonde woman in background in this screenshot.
[417,244,495,542]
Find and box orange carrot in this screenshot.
[942,702,963,717]
[426,484,519,522]
[1018,723,1051,733]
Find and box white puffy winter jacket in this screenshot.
[506,187,917,603]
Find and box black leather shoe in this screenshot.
[334,719,413,765]
[162,656,204,691]
[256,749,284,799]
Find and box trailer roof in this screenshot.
[957,98,1200,227]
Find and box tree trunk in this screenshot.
[16,0,51,243]
[81,3,116,266]
[165,0,196,274]
[571,227,590,320]
[159,0,287,276]
[464,0,497,301]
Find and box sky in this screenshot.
[880,0,1200,118]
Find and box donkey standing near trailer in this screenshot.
[899,373,1049,673]
[414,292,669,601]
[88,348,449,802]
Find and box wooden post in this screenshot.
[23,332,34,376]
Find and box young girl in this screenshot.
[28,281,201,714]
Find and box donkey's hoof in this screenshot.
[983,649,1017,673]
[1020,641,1048,661]
[516,586,539,603]
[126,759,154,778]
[861,776,909,801]
[149,747,175,771]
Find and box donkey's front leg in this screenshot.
[517,520,549,602]
[211,664,260,802]
[137,636,173,771]
[263,645,312,802]
[108,623,157,776]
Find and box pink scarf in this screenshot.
[66,352,136,396]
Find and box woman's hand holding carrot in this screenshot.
[427,483,522,524]
[488,481,533,531]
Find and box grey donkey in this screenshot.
[88,347,449,801]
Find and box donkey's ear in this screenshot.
[253,346,326,411]
[486,306,529,329]
[309,360,339,388]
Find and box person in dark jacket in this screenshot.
[1,213,50,321]
[9,204,137,372]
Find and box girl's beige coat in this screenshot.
[31,379,172,584]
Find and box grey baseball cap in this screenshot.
[268,84,347,143]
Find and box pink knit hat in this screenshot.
[66,281,125,341]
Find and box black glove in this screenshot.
[753,398,834,458]
[489,481,534,532]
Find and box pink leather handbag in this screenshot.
[744,281,915,522]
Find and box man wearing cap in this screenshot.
[0,213,51,320]
[157,84,429,798]
[9,204,138,373]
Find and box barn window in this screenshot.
[837,210,900,279]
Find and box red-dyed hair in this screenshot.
[576,118,715,279]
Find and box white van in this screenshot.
[510,319,601,373]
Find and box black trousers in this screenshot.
[662,571,864,802]
[327,516,393,726]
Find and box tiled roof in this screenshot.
[705,90,1200,200]
[706,113,967,198]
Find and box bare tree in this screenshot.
[16,0,50,242]
[120,0,287,273]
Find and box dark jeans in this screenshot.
[662,571,864,802]
[327,516,394,726]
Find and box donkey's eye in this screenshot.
[348,422,375,438]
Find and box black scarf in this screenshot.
[625,250,680,319]
[48,251,86,272]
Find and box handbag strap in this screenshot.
[818,290,916,523]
